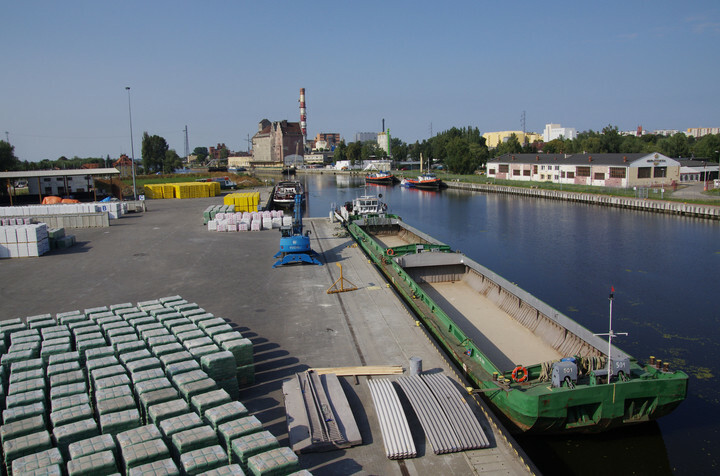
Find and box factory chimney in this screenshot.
[299,88,307,145]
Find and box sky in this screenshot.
[2,1,720,162]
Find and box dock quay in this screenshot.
[445,181,720,219]
[0,197,537,475]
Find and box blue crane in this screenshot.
[272,193,322,268]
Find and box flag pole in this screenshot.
[607,287,614,381]
[594,286,627,384]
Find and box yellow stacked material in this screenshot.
[144,182,220,199]
[224,192,259,212]
[143,184,164,199]
[162,184,175,199]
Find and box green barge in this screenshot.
[346,214,688,433]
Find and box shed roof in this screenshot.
[0,168,120,179]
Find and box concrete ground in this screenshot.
[670,181,720,201]
[0,196,535,475]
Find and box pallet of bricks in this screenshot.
[0,296,311,475]
[224,193,260,213]
[1,224,76,258]
[144,182,220,200]
[208,210,287,232]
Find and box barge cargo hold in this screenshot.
[347,214,688,433]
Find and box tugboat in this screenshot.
[272,180,304,208]
[402,173,445,190]
[365,171,396,185]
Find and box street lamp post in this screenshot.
[125,87,137,201]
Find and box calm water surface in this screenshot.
[286,173,718,475]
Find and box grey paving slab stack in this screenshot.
[54,418,100,459]
[218,416,263,450]
[66,449,118,476]
[67,434,117,460]
[11,447,63,475]
[0,415,45,445]
[127,457,180,476]
[99,408,141,436]
[121,438,171,471]
[4,429,53,471]
[158,412,204,440]
[0,297,286,476]
[179,445,228,476]
[196,464,246,476]
[203,401,249,432]
[191,389,232,416]
[230,430,280,470]
[170,424,219,456]
[246,447,300,476]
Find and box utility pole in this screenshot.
[125,87,137,201]
[184,125,189,159]
[246,134,252,153]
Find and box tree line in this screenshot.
[3,126,719,176]
[333,126,720,175]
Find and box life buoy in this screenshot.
[386,248,395,256]
[511,366,528,383]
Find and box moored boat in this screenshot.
[402,173,445,190]
[345,214,688,433]
[365,171,396,185]
[339,193,388,222]
[273,180,304,208]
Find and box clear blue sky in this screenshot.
[3,1,719,162]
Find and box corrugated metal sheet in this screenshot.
[396,374,489,454]
[367,379,416,459]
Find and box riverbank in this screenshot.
[445,181,720,220]
[292,169,720,220]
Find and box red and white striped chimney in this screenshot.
[299,88,307,144]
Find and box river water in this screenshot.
[277,172,717,475]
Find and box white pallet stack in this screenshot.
[0,224,50,258]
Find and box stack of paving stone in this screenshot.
[0,297,309,476]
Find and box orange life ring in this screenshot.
[511,366,528,383]
[386,248,395,256]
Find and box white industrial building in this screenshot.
[543,123,577,142]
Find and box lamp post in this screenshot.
[125,87,137,200]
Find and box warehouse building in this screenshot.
[486,153,680,188]
[1,168,120,205]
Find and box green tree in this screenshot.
[0,141,20,171]
[142,132,169,173]
[445,137,478,174]
[346,142,361,165]
[495,133,522,155]
[163,149,183,173]
[619,136,644,153]
[333,140,347,162]
[193,147,209,163]
[659,133,690,158]
[600,125,622,153]
[691,133,720,161]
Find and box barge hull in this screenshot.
[348,216,688,433]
